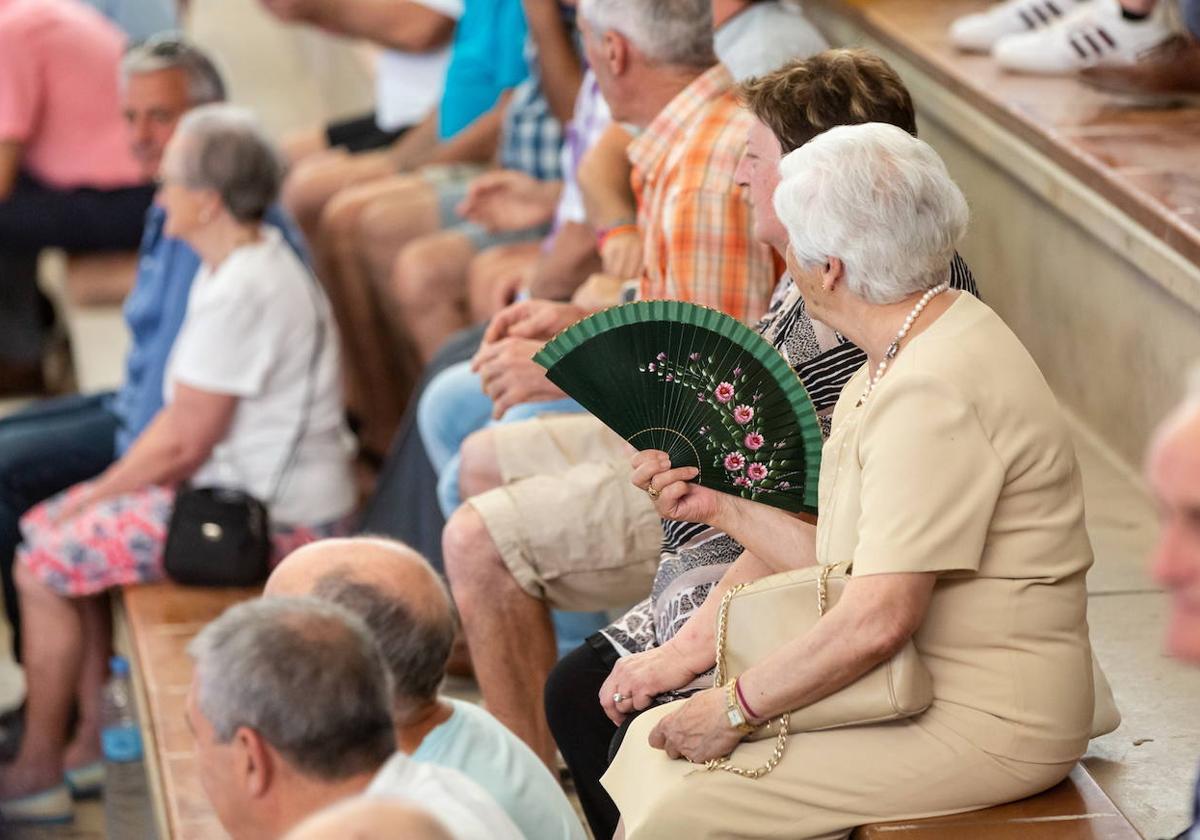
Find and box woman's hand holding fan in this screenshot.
[631,449,726,526]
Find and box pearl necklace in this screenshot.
[857,282,950,406]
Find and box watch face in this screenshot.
[727,707,745,728]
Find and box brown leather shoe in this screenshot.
[0,359,45,397]
[1080,35,1200,104]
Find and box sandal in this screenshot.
[0,783,74,824]
[64,761,105,799]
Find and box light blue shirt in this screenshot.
[413,699,586,840]
[81,0,176,41]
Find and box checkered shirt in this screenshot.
[498,35,567,181]
[628,64,777,324]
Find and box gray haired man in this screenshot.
[265,537,586,840]
[186,597,521,840]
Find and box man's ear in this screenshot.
[605,29,629,77]
[822,257,845,292]
[234,727,273,799]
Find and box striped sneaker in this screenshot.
[949,0,1091,53]
[993,0,1173,73]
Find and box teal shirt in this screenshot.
[412,700,586,840]
[437,0,529,139]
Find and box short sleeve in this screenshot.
[170,284,276,398]
[0,24,40,142]
[413,0,464,19]
[851,372,1004,577]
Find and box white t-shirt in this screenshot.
[715,1,828,81]
[165,228,355,526]
[375,0,464,130]
[366,753,524,840]
[413,700,586,840]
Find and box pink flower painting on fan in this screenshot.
[723,452,746,472]
[744,432,764,451]
[733,476,752,488]
[747,463,768,481]
[714,382,735,403]
[733,405,754,425]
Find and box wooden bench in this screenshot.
[852,765,1140,838]
[120,579,1143,839]
[117,581,260,840]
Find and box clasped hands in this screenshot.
[599,642,743,764]
[472,300,589,419]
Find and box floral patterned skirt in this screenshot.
[18,480,349,598]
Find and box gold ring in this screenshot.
[647,481,660,500]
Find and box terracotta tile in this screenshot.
[1115,171,1200,221]
[807,0,1200,280]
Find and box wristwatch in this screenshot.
[724,680,759,735]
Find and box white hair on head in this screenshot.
[578,0,714,67]
[773,122,970,305]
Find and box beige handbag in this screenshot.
[707,560,934,778]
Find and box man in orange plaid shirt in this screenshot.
[434,0,781,774]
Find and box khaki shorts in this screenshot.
[467,414,661,612]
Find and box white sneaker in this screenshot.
[949,0,1091,53]
[993,0,1174,73]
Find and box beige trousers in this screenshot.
[603,701,1075,840]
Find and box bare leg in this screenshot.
[315,176,434,454]
[0,567,83,797]
[281,126,332,168]
[466,243,540,324]
[63,595,111,771]
[391,231,479,363]
[282,149,397,247]
[458,427,504,500]
[443,504,559,769]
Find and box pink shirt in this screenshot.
[0,0,143,189]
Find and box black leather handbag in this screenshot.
[163,486,271,586]
[162,271,325,588]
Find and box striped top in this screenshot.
[603,256,979,680]
[628,64,779,324]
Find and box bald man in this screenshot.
[285,796,454,840]
[1147,380,1200,840]
[266,538,586,840]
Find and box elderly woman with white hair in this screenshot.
[601,122,1096,838]
[0,105,355,822]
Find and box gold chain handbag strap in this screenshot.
[703,565,837,779]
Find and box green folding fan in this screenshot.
[533,300,822,514]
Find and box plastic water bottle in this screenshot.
[101,656,142,762]
[102,655,154,839]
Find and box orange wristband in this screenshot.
[596,223,638,250]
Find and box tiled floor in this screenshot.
[806,0,1200,266]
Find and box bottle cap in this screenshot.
[110,656,131,677]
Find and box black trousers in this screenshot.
[357,323,487,571]
[546,634,625,840]
[0,173,154,364]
